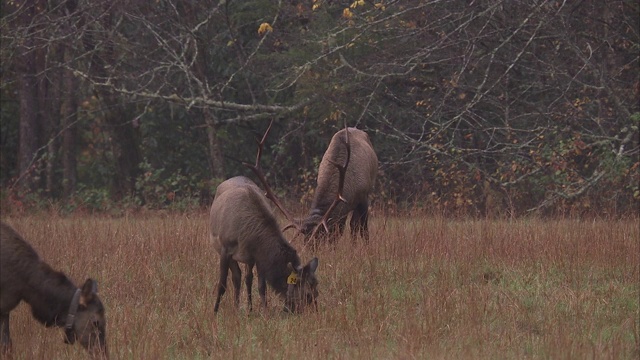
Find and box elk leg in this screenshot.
[350,202,369,241]
[257,272,268,309]
[361,205,370,241]
[336,216,347,237]
[229,260,242,309]
[245,262,255,312]
[213,255,231,313]
[0,312,11,355]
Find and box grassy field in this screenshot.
[1,213,638,359]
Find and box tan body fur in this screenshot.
[301,127,378,241]
[210,176,318,313]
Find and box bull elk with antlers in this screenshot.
[210,122,319,314]
[297,126,378,242]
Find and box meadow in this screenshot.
[1,212,638,359]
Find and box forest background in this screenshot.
[1,0,638,217]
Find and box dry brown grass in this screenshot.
[1,213,638,359]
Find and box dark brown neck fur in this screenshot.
[256,239,300,296]
[1,224,76,328]
[25,263,77,327]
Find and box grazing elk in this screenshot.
[299,127,378,242]
[210,122,319,314]
[0,222,108,358]
[210,177,319,314]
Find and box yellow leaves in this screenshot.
[572,96,590,112]
[474,169,482,182]
[404,20,418,29]
[329,110,343,122]
[80,96,99,110]
[342,1,385,21]
[258,22,273,36]
[312,0,322,11]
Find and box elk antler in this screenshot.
[310,121,351,239]
[243,120,301,232]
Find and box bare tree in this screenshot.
[289,0,639,215]
[1,0,636,214]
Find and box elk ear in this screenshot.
[79,278,97,306]
[308,257,319,274]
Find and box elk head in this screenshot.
[284,257,319,313]
[64,279,108,359]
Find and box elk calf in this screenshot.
[300,127,378,241]
[0,222,108,358]
[210,176,319,313]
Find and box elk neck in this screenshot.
[23,262,79,328]
[257,241,301,296]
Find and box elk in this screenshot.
[210,122,319,314]
[298,127,378,242]
[0,222,108,359]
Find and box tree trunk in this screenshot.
[205,110,226,180]
[17,71,39,190]
[80,4,141,197]
[107,106,141,197]
[60,49,78,198]
[15,1,42,191]
[41,46,62,198]
[60,0,84,199]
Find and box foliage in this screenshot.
[134,159,204,211]
[0,0,638,216]
[0,86,19,184]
